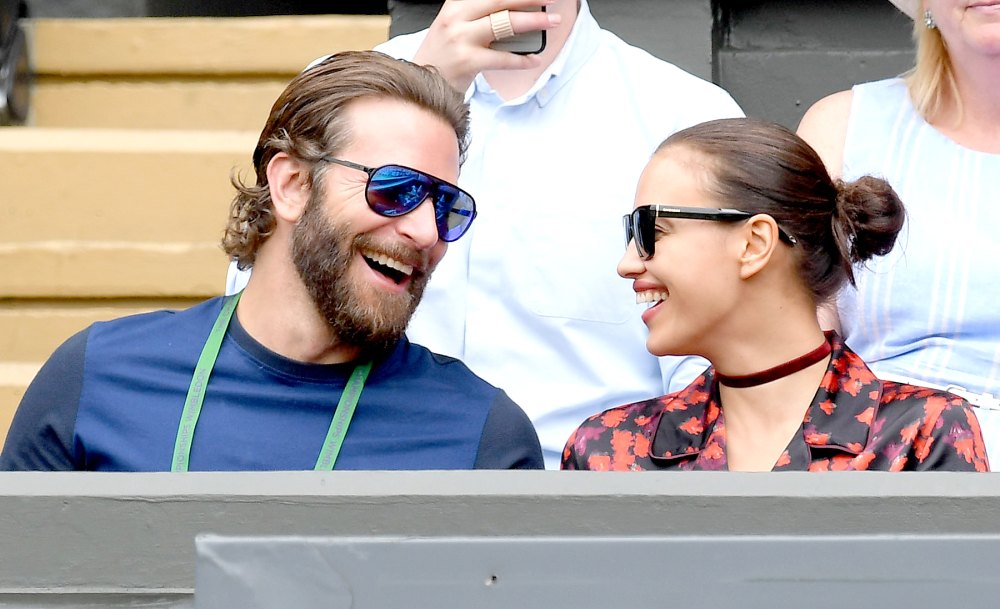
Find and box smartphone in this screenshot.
[489,6,546,55]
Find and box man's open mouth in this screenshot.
[361,250,414,285]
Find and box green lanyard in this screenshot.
[171,292,372,472]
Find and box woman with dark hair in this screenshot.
[562,118,988,472]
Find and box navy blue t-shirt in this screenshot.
[0,297,542,471]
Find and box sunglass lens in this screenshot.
[368,165,476,242]
[632,209,653,259]
[367,166,432,216]
[433,184,476,242]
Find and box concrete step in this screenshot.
[0,127,256,298]
[31,79,290,131]
[26,15,390,130]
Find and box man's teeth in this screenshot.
[366,252,413,276]
[635,291,668,305]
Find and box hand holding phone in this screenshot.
[488,6,547,55]
[412,1,553,92]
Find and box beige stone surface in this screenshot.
[32,79,288,130]
[0,243,229,298]
[0,128,256,243]
[27,15,390,75]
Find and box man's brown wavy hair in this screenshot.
[221,50,470,269]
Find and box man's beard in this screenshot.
[291,195,432,358]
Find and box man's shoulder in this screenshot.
[398,340,502,396]
[86,297,226,356]
[378,340,543,470]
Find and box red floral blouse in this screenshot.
[562,333,989,472]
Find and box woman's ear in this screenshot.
[738,214,781,280]
[266,152,311,223]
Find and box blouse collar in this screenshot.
[649,332,882,464]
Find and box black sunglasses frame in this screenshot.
[321,156,477,242]
[624,205,798,260]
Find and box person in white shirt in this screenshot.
[230,0,743,467]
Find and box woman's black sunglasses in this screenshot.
[624,205,797,260]
[322,157,477,242]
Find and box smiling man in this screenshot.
[0,51,543,472]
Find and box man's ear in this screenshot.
[738,214,781,280]
[266,152,311,223]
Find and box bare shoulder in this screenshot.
[796,89,854,180]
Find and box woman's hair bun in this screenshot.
[832,175,906,264]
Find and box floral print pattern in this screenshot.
[562,333,989,472]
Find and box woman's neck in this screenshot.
[930,54,1000,153]
[705,310,830,472]
[719,352,830,472]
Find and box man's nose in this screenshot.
[395,197,440,250]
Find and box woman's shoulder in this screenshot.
[877,381,977,422]
[573,396,669,435]
[797,89,854,178]
[560,393,685,470]
[799,78,915,179]
[874,382,989,471]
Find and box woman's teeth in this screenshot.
[635,291,668,306]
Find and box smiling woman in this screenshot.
[561,117,989,473]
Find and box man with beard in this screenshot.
[0,51,543,471]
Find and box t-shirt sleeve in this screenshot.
[474,391,543,470]
[0,328,88,471]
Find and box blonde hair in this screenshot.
[903,1,960,123]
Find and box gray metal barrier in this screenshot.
[1,471,998,607]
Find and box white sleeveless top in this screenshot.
[840,78,1000,401]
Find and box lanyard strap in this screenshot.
[314,360,371,470]
[172,292,371,472]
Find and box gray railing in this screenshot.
[2,471,999,607]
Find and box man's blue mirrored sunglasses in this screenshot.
[322,157,477,242]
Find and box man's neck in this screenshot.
[236,260,362,365]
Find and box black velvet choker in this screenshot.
[715,339,832,388]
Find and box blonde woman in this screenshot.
[797,0,1000,458]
